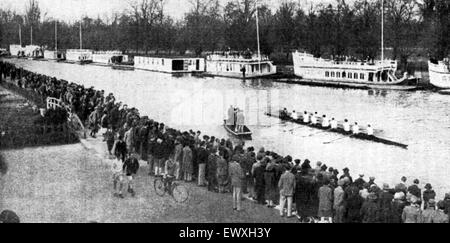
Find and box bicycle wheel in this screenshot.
[172,183,189,203]
[154,178,166,197]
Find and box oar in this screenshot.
[323,134,354,144]
[302,128,332,137]
[283,125,304,133]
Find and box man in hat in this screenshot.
[443,193,450,216]
[333,179,346,223]
[423,183,436,209]
[378,183,394,223]
[278,165,296,217]
[368,177,376,186]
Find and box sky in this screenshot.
[0,0,338,22]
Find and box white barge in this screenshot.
[93,51,129,65]
[134,56,204,73]
[65,49,93,64]
[292,51,410,86]
[205,52,276,79]
[428,59,450,89]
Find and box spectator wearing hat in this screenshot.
[443,193,450,216]
[407,179,421,199]
[368,177,376,187]
[253,157,267,204]
[423,184,436,209]
[196,141,209,187]
[354,174,366,189]
[402,197,422,223]
[339,167,353,183]
[206,148,219,192]
[314,161,322,176]
[333,179,346,223]
[278,165,296,217]
[344,182,363,223]
[391,192,407,223]
[318,179,333,223]
[295,169,312,221]
[360,193,380,223]
[378,183,394,223]
[431,201,450,223]
[420,199,436,223]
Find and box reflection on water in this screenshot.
[6,58,450,198]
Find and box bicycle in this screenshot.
[154,176,189,203]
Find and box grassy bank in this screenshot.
[0,85,79,149]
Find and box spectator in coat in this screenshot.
[344,183,363,223]
[391,192,407,223]
[402,197,422,223]
[407,179,421,199]
[295,169,311,221]
[206,148,219,192]
[360,193,380,223]
[333,179,346,223]
[174,139,183,180]
[423,183,436,209]
[420,199,436,223]
[444,193,450,217]
[253,157,267,205]
[264,159,278,208]
[278,166,296,217]
[216,151,228,193]
[229,158,245,211]
[318,179,333,222]
[182,143,193,182]
[196,141,209,186]
[432,201,450,223]
[378,183,394,223]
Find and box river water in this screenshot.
[5,58,450,199]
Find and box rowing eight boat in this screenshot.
[266,111,408,149]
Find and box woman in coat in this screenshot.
[318,179,333,222]
[216,152,228,193]
[264,160,277,208]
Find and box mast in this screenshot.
[255,0,261,73]
[79,21,82,50]
[381,0,384,62]
[19,24,22,46]
[55,21,58,52]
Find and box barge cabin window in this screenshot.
[325,71,330,77]
[342,72,346,78]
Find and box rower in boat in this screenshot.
[330,118,338,130]
[303,111,310,123]
[343,119,351,133]
[352,122,360,135]
[311,112,318,126]
[291,110,298,120]
[322,115,330,128]
[367,124,374,136]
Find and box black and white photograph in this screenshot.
[0,0,450,227]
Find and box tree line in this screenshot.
[0,0,449,65]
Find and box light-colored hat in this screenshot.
[394,192,405,200]
[338,180,345,186]
[383,183,390,190]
